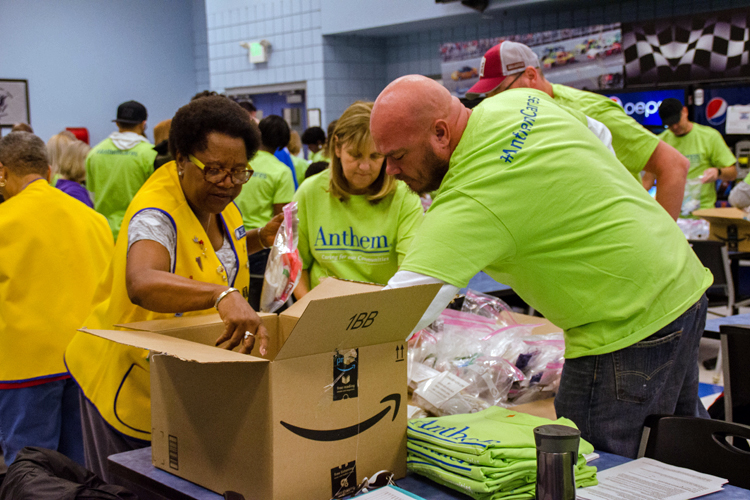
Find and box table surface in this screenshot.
[108,447,750,499]
[704,313,750,336]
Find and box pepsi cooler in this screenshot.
[693,85,750,135]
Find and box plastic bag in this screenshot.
[260,202,302,312]
[461,289,517,326]
[681,178,702,217]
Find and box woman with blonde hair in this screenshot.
[292,101,423,298]
[47,130,77,186]
[56,140,94,208]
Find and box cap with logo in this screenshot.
[466,41,540,99]
[658,98,684,126]
[113,101,148,124]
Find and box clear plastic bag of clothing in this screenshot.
[681,178,703,217]
[260,202,302,313]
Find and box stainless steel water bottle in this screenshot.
[534,424,580,500]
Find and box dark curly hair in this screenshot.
[169,96,260,160]
[258,115,290,151]
[301,126,325,145]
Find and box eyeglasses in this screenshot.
[188,154,253,185]
[496,71,524,94]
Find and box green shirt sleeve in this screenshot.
[709,128,737,168]
[401,190,516,288]
[395,189,424,266]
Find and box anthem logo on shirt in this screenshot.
[314,226,391,263]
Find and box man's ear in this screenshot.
[433,119,451,148]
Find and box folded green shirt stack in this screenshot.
[407,406,598,500]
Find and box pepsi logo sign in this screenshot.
[609,97,662,118]
[706,97,728,126]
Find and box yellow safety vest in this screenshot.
[65,162,250,440]
[0,180,113,383]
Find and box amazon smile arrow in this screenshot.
[279,394,401,442]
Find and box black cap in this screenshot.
[113,101,147,124]
[534,425,580,453]
[659,98,684,126]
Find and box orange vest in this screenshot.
[65,162,250,439]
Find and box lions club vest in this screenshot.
[65,162,250,440]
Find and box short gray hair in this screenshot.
[0,132,49,176]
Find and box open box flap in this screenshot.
[281,278,382,319]
[78,328,268,364]
[116,313,223,332]
[693,207,750,224]
[275,283,441,361]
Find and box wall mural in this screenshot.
[623,8,750,85]
[439,23,624,98]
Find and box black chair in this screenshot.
[719,325,750,426]
[637,415,750,489]
[689,240,735,315]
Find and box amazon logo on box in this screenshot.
[82,278,440,500]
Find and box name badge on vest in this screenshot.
[234,226,247,240]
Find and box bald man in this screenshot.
[465,41,688,220]
[372,75,712,458]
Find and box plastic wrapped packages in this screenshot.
[260,202,303,313]
[407,293,566,417]
[681,178,702,217]
[461,289,517,326]
[676,218,710,240]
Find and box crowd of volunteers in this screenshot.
[0,37,740,482]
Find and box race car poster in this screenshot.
[622,8,750,86]
[440,23,624,98]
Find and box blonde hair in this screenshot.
[153,119,172,145]
[288,130,302,156]
[329,101,395,204]
[47,131,77,176]
[57,140,91,183]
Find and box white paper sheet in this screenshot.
[577,458,727,500]
[726,105,750,135]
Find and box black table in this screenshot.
[108,447,750,499]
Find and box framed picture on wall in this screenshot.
[0,79,30,127]
[307,108,321,128]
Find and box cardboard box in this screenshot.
[693,207,750,251]
[80,279,439,500]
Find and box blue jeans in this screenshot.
[554,295,709,458]
[0,377,84,466]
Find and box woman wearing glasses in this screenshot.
[64,96,281,480]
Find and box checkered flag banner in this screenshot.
[623,9,750,85]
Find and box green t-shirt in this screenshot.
[400,88,712,359]
[292,169,423,289]
[290,153,308,187]
[659,123,736,211]
[235,150,295,229]
[552,83,660,177]
[309,150,329,163]
[86,137,157,241]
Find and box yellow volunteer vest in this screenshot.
[0,180,113,382]
[64,162,250,440]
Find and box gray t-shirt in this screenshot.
[127,209,238,284]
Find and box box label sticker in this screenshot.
[331,461,357,498]
[415,371,470,408]
[333,348,358,401]
[168,435,178,470]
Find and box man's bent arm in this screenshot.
[643,140,689,220]
[384,270,459,339]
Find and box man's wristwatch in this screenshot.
[717,168,723,177]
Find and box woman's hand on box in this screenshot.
[214,291,269,356]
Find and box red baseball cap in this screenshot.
[466,41,540,98]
